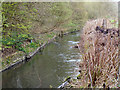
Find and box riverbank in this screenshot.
[1,29,80,72]
[68,18,119,88]
[2,31,81,88]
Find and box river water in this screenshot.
[2,32,81,88]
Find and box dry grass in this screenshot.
[78,19,119,88]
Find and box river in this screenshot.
[2,32,81,88]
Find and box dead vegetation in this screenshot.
[77,19,119,88]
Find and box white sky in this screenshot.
[1,0,120,2]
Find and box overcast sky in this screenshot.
[1,0,120,2]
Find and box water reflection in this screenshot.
[2,32,81,88]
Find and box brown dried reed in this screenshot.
[78,19,119,88]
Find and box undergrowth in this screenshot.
[78,19,119,88]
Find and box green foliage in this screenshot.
[2,2,116,56]
[47,32,55,38]
[18,47,25,52]
[6,59,10,64]
[2,61,4,65]
[2,2,32,46]
[77,74,81,79]
[67,22,77,27]
[33,8,37,12]
[110,20,115,23]
[2,33,31,45]
[6,56,11,64]
[29,42,38,48]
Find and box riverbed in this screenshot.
[2,32,81,88]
